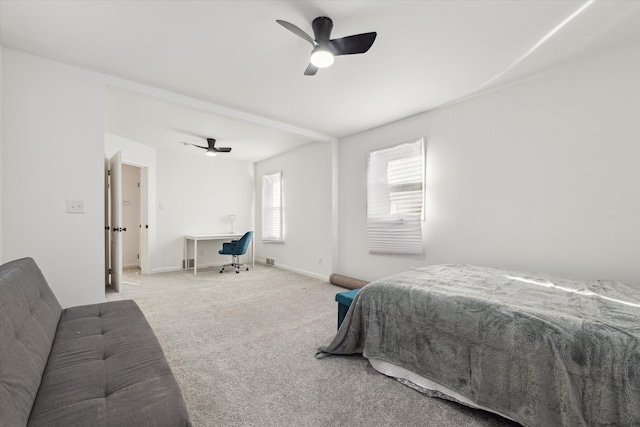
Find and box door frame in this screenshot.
[122,160,150,275]
[137,165,150,274]
[105,157,151,289]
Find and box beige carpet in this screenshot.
[107,265,518,427]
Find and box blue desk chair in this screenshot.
[219,231,254,274]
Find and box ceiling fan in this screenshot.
[276,16,377,75]
[184,138,231,157]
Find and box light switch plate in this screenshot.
[66,200,86,214]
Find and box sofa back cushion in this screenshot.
[0,257,62,427]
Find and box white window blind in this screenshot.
[367,138,424,254]
[261,171,284,242]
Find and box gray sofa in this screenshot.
[0,257,191,426]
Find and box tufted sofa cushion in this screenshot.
[1,257,191,427]
[0,258,63,427]
[28,299,190,426]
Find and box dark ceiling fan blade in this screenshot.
[304,64,319,76]
[311,16,333,41]
[279,16,376,76]
[186,142,207,150]
[330,32,377,56]
[276,20,316,46]
[215,147,232,153]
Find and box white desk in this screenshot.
[184,233,255,275]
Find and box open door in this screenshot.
[109,151,123,292]
[105,157,110,287]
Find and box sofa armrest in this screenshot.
[0,257,62,427]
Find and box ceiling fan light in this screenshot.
[205,149,217,157]
[310,47,334,68]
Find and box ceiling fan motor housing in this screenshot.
[312,17,334,41]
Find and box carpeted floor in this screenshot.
[107,266,519,427]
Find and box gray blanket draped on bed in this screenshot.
[317,265,640,427]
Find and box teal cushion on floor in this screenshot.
[335,289,360,329]
[335,288,360,305]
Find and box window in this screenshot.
[367,138,424,254]
[261,171,284,242]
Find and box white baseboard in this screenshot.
[151,261,328,281]
[150,266,182,274]
[256,258,329,282]
[150,262,225,275]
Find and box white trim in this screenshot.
[255,258,329,282]
[104,78,338,144]
[120,158,148,169]
[331,139,339,274]
[150,262,220,275]
[152,260,329,281]
[150,266,183,274]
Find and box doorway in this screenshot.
[105,153,149,292]
[122,164,142,271]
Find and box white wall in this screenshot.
[122,164,141,268]
[0,46,3,262]
[338,44,640,285]
[106,133,254,273]
[3,41,637,308]
[155,149,254,272]
[255,142,333,280]
[1,48,258,307]
[2,49,105,307]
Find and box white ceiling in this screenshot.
[2,0,640,162]
[105,87,317,162]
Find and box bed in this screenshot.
[317,264,640,427]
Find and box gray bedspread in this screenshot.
[317,265,640,427]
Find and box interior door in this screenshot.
[109,151,123,292]
[104,157,110,287]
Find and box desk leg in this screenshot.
[194,240,198,275]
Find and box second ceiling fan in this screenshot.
[186,138,231,157]
[276,16,377,75]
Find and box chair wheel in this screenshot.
[235,270,239,274]
[220,269,224,273]
[246,267,249,271]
